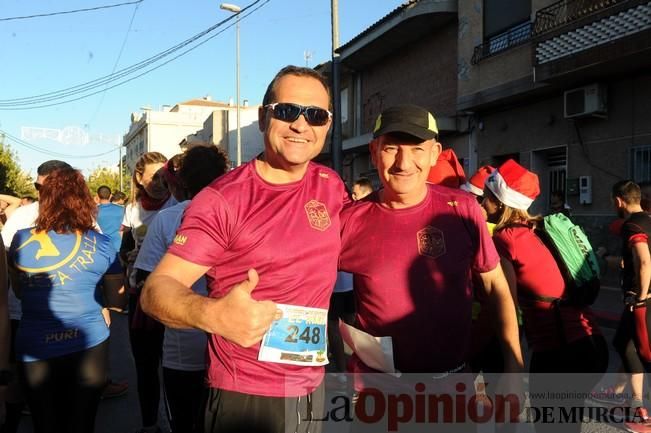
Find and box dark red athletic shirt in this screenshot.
[168,160,348,397]
[339,185,500,373]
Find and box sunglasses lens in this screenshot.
[306,108,330,126]
[34,182,41,191]
[273,103,301,122]
[270,103,330,126]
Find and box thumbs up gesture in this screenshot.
[214,269,282,347]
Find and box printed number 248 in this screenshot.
[284,325,321,344]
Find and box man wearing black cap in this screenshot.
[339,105,522,379]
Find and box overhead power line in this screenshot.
[87,0,142,125]
[1,129,120,159]
[0,0,144,22]
[0,0,269,110]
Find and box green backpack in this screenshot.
[535,213,601,306]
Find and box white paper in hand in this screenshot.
[338,320,395,373]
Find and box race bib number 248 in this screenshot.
[258,304,328,366]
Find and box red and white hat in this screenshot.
[460,165,495,196]
[426,148,466,188]
[486,159,540,210]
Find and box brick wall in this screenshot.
[359,23,458,133]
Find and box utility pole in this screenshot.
[331,0,343,175]
[220,3,242,166]
[119,143,123,191]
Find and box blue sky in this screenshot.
[0,0,404,176]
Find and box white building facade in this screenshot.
[123,97,261,172]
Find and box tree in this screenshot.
[0,142,37,197]
[86,166,130,199]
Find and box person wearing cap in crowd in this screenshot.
[140,65,348,433]
[1,159,72,432]
[339,105,523,389]
[482,159,607,433]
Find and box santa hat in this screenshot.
[460,165,495,196]
[427,149,466,188]
[486,159,540,210]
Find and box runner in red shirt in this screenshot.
[482,159,608,433]
[339,105,523,377]
[141,66,348,433]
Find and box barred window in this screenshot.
[631,145,651,183]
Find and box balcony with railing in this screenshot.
[533,0,627,36]
[532,0,651,81]
[471,21,533,64]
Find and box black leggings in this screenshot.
[18,340,108,433]
[163,368,206,433]
[128,294,165,427]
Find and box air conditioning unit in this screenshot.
[564,84,607,119]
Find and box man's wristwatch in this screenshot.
[0,369,13,386]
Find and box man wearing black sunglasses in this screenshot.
[141,66,348,433]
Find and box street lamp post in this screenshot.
[220,3,242,167]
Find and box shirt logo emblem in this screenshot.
[173,234,188,246]
[417,226,446,259]
[18,231,61,260]
[304,200,331,232]
[15,230,82,273]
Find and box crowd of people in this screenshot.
[0,64,650,433]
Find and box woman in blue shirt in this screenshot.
[8,167,125,433]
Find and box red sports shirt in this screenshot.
[168,160,348,397]
[339,185,500,373]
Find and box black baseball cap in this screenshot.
[372,104,439,141]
